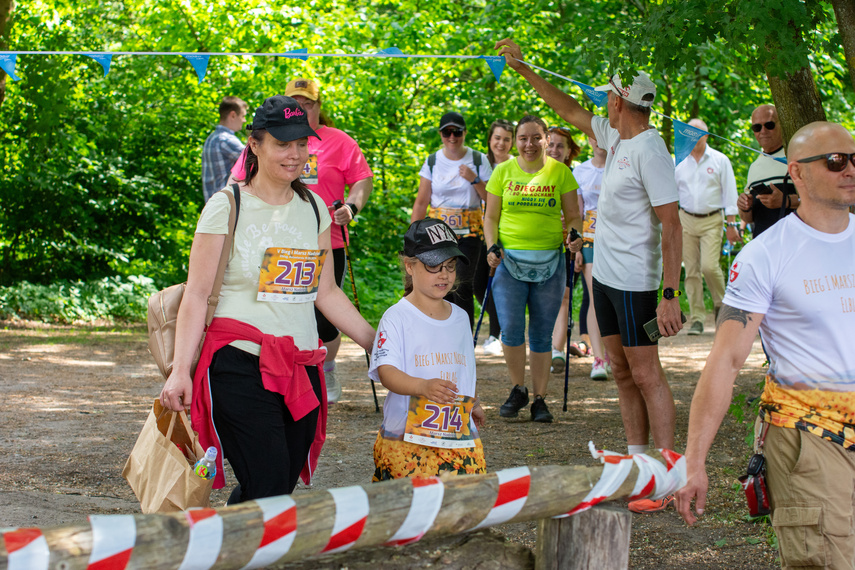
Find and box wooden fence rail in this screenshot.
[0,450,684,570]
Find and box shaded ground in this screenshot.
[0,316,777,568]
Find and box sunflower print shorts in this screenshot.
[372,431,487,482]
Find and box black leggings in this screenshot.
[448,236,482,331]
[473,241,501,337]
[210,345,322,502]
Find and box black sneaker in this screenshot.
[531,396,554,423]
[499,385,529,418]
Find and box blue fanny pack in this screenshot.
[502,248,563,283]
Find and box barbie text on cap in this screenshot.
[404,219,470,267]
[248,95,321,142]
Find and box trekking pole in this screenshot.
[473,267,496,347]
[333,200,380,413]
[564,228,581,413]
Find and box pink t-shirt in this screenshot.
[231,125,373,249]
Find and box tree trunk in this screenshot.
[0,0,14,107]
[535,505,631,570]
[832,0,855,92]
[766,65,826,146]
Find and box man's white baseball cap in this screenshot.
[595,72,656,108]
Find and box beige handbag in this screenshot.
[147,186,239,379]
[122,399,213,513]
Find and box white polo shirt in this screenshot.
[675,145,738,216]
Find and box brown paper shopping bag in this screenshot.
[122,398,213,513]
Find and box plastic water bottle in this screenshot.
[194,447,217,480]
[722,241,733,257]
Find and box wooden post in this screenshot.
[535,505,631,570]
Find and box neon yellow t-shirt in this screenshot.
[486,156,578,250]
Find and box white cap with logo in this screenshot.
[595,72,656,108]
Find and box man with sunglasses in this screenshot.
[677,122,855,569]
[738,105,799,236]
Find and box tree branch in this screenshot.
[174,2,206,52]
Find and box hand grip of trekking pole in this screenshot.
[333,199,379,412]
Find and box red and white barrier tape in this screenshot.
[87,514,136,569]
[242,495,298,569]
[384,477,444,546]
[322,486,369,554]
[1,448,686,567]
[3,528,49,570]
[470,466,531,530]
[176,508,223,570]
[560,442,686,517]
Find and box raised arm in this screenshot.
[495,39,596,139]
[675,304,764,525]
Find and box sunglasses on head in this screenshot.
[423,259,458,273]
[796,152,855,172]
[751,121,776,132]
[441,128,464,138]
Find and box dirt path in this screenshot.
[0,320,777,568]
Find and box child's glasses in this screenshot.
[423,259,458,273]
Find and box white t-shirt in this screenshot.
[196,188,332,354]
[418,147,493,210]
[369,298,477,437]
[675,145,738,216]
[591,116,679,291]
[572,159,604,214]
[723,213,855,390]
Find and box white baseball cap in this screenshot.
[595,72,656,108]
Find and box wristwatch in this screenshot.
[662,287,682,300]
[471,175,482,185]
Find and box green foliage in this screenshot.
[0,275,158,323]
[1,0,853,323]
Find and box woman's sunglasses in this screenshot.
[423,259,458,273]
[441,128,464,138]
[795,152,855,172]
[751,121,776,132]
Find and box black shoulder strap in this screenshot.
[428,152,437,177]
[309,193,321,232]
[230,183,241,231]
[472,150,482,177]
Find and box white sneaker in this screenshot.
[482,335,503,356]
[325,368,341,403]
[551,348,566,374]
[590,357,608,381]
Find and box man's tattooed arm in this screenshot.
[716,304,754,328]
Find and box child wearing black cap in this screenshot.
[369,218,487,481]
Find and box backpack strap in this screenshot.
[205,185,240,326]
[428,152,437,177]
[309,193,321,232]
[472,150,483,177]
